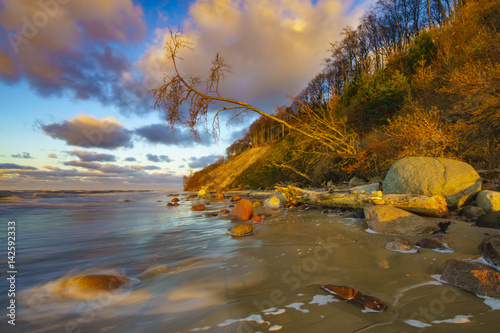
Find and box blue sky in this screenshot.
[0,0,369,190]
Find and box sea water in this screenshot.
[1,190,499,332]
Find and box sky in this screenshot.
[0,0,370,190]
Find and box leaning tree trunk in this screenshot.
[275,185,448,217]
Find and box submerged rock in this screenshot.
[55,274,131,300]
[383,157,482,208]
[229,199,254,220]
[441,259,500,299]
[478,235,500,268]
[364,205,439,235]
[476,191,500,213]
[385,237,417,253]
[321,285,387,312]
[230,224,253,236]
[476,212,500,229]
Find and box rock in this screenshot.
[166,202,178,207]
[476,191,500,213]
[229,199,254,220]
[461,205,487,219]
[364,205,439,235]
[205,212,218,217]
[171,198,179,203]
[187,194,197,199]
[230,224,253,236]
[441,259,500,299]
[191,204,206,211]
[297,204,308,211]
[369,176,384,184]
[55,274,130,300]
[264,195,285,208]
[416,237,452,252]
[482,181,500,192]
[251,215,261,223]
[478,235,500,268]
[231,195,242,202]
[383,157,482,208]
[220,209,229,214]
[476,212,500,229]
[321,285,387,312]
[216,192,225,200]
[259,214,266,219]
[355,183,379,194]
[252,200,262,207]
[385,241,414,253]
[198,188,207,197]
[349,177,366,187]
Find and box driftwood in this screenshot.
[275,185,448,217]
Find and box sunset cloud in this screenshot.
[11,152,32,159]
[134,123,213,147]
[48,153,58,158]
[42,114,133,149]
[68,150,117,162]
[188,154,221,169]
[0,163,37,170]
[146,154,172,163]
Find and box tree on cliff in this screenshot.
[151,29,356,158]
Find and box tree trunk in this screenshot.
[275,185,448,217]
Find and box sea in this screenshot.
[1,190,499,332]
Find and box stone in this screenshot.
[166,202,178,207]
[216,192,225,200]
[482,181,500,192]
[205,212,218,217]
[264,195,285,208]
[251,215,261,223]
[415,238,452,252]
[385,241,414,253]
[220,209,230,214]
[369,176,384,184]
[229,199,254,220]
[478,235,500,268]
[230,224,253,236]
[476,212,500,229]
[321,285,387,312]
[252,200,262,207]
[55,274,130,300]
[364,205,439,235]
[297,204,307,211]
[441,259,500,299]
[355,183,379,194]
[191,204,205,211]
[383,157,482,208]
[461,205,487,219]
[476,191,500,213]
[171,198,179,203]
[349,177,366,187]
[231,195,242,202]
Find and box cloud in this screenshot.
[188,154,220,169]
[11,152,32,159]
[137,0,366,111]
[143,165,162,170]
[134,123,212,147]
[124,157,137,162]
[42,114,133,149]
[68,150,116,162]
[0,0,149,114]
[146,154,172,163]
[63,160,164,174]
[0,163,37,170]
[48,153,58,158]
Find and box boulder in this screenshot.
[478,235,500,268]
[264,195,285,208]
[191,204,206,211]
[476,212,500,229]
[476,191,500,213]
[383,157,482,208]
[461,205,487,219]
[364,205,439,235]
[230,224,253,236]
[55,274,130,300]
[229,199,254,220]
[441,259,500,299]
[349,177,366,187]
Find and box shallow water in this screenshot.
[1,191,500,332]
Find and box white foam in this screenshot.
[218,314,269,327]
[386,247,419,254]
[471,257,500,271]
[190,326,211,331]
[262,307,285,315]
[477,295,500,310]
[431,274,446,283]
[285,302,309,313]
[269,324,282,331]
[309,294,338,305]
[365,228,380,234]
[432,315,472,324]
[404,319,432,328]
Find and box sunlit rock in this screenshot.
[230,224,253,236]
[476,191,500,213]
[364,205,439,235]
[229,199,254,220]
[251,215,261,223]
[216,192,225,200]
[192,204,206,211]
[441,259,500,299]
[264,195,285,208]
[252,200,262,207]
[54,274,131,300]
[383,157,482,208]
[321,285,387,312]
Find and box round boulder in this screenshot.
[364,205,439,235]
[55,274,130,300]
[383,157,481,208]
[476,190,500,213]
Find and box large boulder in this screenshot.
[476,190,500,213]
[441,259,500,299]
[476,212,500,229]
[478,235,500,267]
[383,157,481,208]
[55,274,130,300]
[229,199,254,220]
[364,205,439,235]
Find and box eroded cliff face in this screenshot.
[203,146,271,191]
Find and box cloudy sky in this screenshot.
[0,0,368,190]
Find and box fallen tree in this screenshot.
[275,185,448,217]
